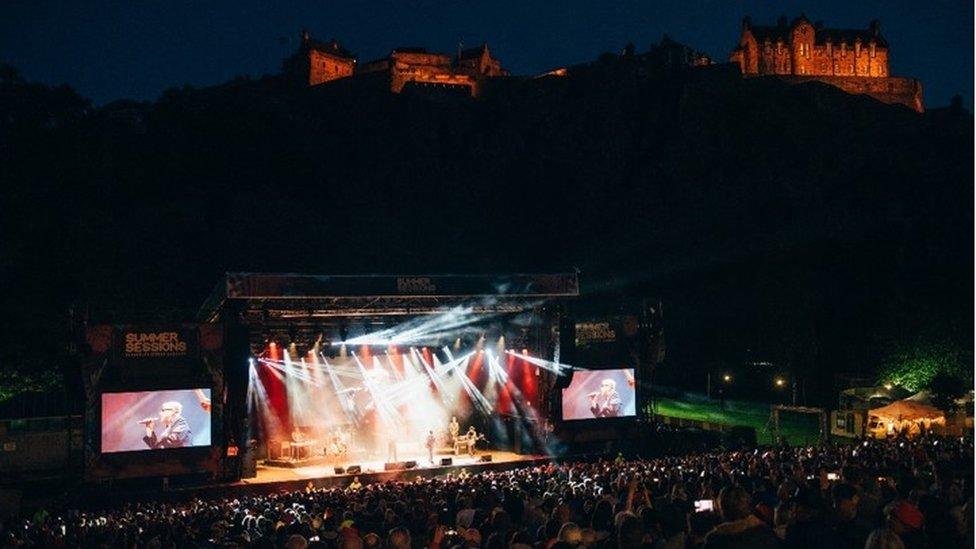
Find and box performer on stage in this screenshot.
[425,430,436,464]
[448,416,460,440]
[142,401,192,449]
[464,426,478,456]
[387,429,398,462]
[589,378,622,418]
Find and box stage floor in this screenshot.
[240,450,545,488]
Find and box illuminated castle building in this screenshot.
[730,15,923,112]
[286,31,507,97]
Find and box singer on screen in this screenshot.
[589,379,622,418]
[142,401,192,449]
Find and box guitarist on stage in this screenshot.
[425,430,436,464]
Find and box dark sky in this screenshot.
[2,0,972,109]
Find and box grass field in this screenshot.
[650,389,822,446]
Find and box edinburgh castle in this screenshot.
[288,14,923,111]
[730,15,923,111]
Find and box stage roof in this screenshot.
[199,272,579,322]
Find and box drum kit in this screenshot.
[453,430,485,456]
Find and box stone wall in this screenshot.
[752,74,924,112]
[307,51,355,86]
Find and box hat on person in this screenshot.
[890,501,924,530]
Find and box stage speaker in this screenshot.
[404,460,417,469]
[384,462,404,471]
[440,458,453,466]
[346,465,361,474]
[480,455,493,462]
[240,442,257,479]
[334,466,345,475]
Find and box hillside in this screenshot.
[0,57,972,404]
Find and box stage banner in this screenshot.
[222,273,579,299]
[573,315,641,369]
[116,326,199,365]
[82,323,226,481]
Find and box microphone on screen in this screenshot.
[587,392,600,398]
[137,417,159,425]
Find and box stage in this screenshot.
[245,450,545,487]
[146,450,553,500]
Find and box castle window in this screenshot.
[870,44,876,58]
[849,64,855,74]
[799,43,809,57]
[821,62,827,71]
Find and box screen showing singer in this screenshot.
[561,369,636,420]
[100,389,212,453]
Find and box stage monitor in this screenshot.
[561,368,636,420]
[100,389,212,453]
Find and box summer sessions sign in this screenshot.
[119,327,197,360]
[124,331,188,357]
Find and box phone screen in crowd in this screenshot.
[827,473,839,481]
[694,499,714,513]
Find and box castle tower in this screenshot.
[285,30,356,86]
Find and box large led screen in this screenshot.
[101,389,212,453]
[561,369,636,420]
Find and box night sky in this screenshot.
[1,0,972,108]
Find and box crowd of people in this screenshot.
[1,434,971,548]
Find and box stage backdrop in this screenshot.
[82,324,226,480]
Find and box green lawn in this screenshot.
[650,390,822,446]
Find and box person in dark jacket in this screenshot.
[143,401,192,449]
[829,482,871,549]
[703,486,779,549]
[589,379,623,418]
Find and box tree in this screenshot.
[928,371,966,415]
[877,325,972,392]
